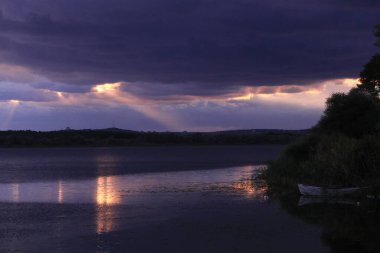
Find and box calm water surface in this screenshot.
[0,146,378,253]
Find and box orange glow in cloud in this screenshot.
[93,83,121,94]
[10,100,20,105]
[304,89,321,95]
[231,93,254,101]
[227,78,358,108]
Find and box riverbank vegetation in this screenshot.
[262,26,380,188]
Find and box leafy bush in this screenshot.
[314,88,380,138]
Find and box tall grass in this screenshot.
[261,133,380,187]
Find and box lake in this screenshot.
[0,145,378,252]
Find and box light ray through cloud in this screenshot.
[91,83,185,130]
[1,100,20,130]
[0,78,359,131]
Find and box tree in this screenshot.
[375,25,380,47]
[358,54,380,97]
[314,88,380,137]
[357,26,380,97]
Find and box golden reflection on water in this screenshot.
[58,181,63,204]
[230,165,268,198]
[96,176,121,205]
[11,184,20,202]
[96,205,112,234]
[96,176,121,234]
[232,181,267,198]
[11,183,19,202]
[95,154,122,234]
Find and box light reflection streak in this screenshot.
[95,154,122,234]
[58,181,63,204]
[229,166,268,199]
[11,183,20,202]
[95,176,121,234]
[96,176,120,206]
[231,181,267,198]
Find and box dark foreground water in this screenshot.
[0,146,379,253]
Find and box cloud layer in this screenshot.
[0,1,379,88]
[0,0,378,130]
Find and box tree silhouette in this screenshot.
[315,88,380,137]
[358,26,380,97]
[375,25,380,47]
[358,54,380,97]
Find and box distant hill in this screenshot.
[77,127,140,133]
[206,129,309,135]
[0,128,310,147]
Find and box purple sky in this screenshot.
[0,0,379,131]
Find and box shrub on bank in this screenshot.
[263,133,380,187]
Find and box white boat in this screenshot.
[298,184,361,197]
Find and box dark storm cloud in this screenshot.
[120,81,241,100]
[0,0,379,97]
[31,82,91,93]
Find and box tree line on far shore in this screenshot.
[0,129,307,147]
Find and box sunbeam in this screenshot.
[92,82,184,130]
[1,100,20,130]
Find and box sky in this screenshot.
[0,0,379,131]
